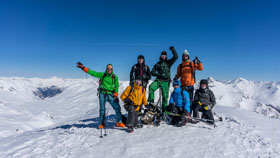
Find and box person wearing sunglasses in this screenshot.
[166,80,191,127]
[174,49,203,116]
[77,62,125,129]
[148,46,178,114]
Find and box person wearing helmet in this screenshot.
[148,46,178,113]
[76,62,125,129]
[192,79,216,124]
[166,80,191,127]
[130,55,151,90]
[174,49,203,115]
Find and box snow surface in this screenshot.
[0,77,279,158]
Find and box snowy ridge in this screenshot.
[206,77,280,117]
[0,77,279,157]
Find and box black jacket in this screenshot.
[194,88,216,108]
[130,63,151,84]
[151,47,178,81]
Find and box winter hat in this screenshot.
[183,49,189,56]
[138,55,144,60]
[173,80,180,86]
[161,51,167,56]
[200,79,208,87]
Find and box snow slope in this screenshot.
[0,77,279,158]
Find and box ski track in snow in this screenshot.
[0,77,280,158]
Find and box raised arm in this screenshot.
[76,62,104,78]
[167,46,178,66]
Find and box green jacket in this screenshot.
[151,48,178,81]
[87,69,119,94]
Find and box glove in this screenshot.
[178,106,184,112]
[203,105,211,111]
[76,62,89,73]
[76,62,85,69]
[193,57,201,65]
[113,92,118,100]
[169,46,175,50]
[124,98,133,105]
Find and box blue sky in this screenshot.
[0,0,279,81]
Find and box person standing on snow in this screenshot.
[130,55,151,90]
[121,77,148,133]
[174,49,203,114]
[148,46,178,112]
[192,79,216,124]
[76,62,125,129]
[166,80,191,127]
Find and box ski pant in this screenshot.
[166,105,189,126]
[99,93,122,125]
[192,103,214,124]
[182,86,194,114]
[148,80,170,112]
[126,105,139,127]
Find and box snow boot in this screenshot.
[191,112,200,124]
[116,122,126,128]
[98,124,104,129]
[127,126,134,133]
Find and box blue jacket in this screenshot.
[169,80,191,112]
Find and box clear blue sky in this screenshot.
[0,0,279,81]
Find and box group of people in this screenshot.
[76,46,216,133]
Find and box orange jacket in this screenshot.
[176,60,203,87]
[121,83,148,111]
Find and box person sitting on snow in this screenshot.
[166,80,191,127]
[192,79,216,124]
[76,62,125,129]
[121,77,148,133]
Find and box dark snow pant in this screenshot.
[126,105,139,127]
[166,105,189,126]
[192,103,214,124]
[182,86,194,115]
[99,93,122,125]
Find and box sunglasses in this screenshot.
[183,55,189,57]
[173,84,179,86]
[107,68,113,70]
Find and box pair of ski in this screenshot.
[164,111,223,127]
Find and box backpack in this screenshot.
[97,73,116,95]
[179,61,196,83]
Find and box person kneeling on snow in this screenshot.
[166,80,191,127]
[76,62,125,129]
[192,79,216,124]
[121,77,148,133]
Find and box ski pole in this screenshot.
[104,108,110,137]
[213,112,223,122]
[100,127,103,138]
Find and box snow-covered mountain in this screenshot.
[0,77,279,158]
